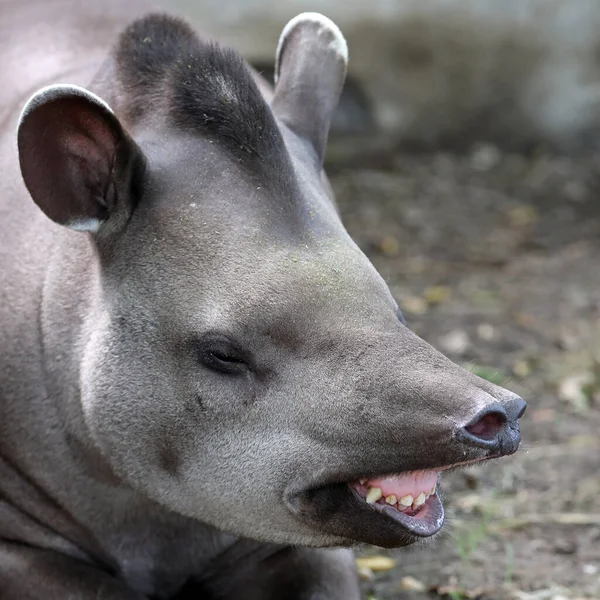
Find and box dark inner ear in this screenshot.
[18,87,142,231]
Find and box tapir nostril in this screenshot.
[464,410,506,441]
[506,395,527,421]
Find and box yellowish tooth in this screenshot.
[430,487,436,496]
[366,487,383,504]
[359,479,367,485]
[385,494,397,505]
[414,492,426,507]
[399,495,413,507]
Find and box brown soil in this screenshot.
[328,146,600,600]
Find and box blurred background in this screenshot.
[157,2,600,598]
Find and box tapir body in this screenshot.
[0,1,526,598]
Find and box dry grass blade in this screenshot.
[492,512,600,532]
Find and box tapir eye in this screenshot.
[198,336,249,375]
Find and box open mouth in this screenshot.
[349,470,444,537]
[291,456,502,547]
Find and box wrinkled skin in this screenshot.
[0,1,526,598]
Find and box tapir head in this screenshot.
[16,13,525,548]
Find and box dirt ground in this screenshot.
[327,146,600,600]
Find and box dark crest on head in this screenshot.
[114,15,293,185]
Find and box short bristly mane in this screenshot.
[114,14,292,182]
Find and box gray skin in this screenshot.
[0,0,526,598]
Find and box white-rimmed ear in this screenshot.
[17,84,143,232]
[272,13,348,165]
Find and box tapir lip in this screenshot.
[285,453,503,548]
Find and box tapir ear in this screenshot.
[17,84,144,233]
[272,13,348,165]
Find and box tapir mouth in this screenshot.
[349,471,444,537]
[289,455,500,548]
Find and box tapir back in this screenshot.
[0,0,152,115]
[0,0,131,328]
[0,0,151,251]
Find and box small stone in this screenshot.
[357,565,374,581]
[557,329,579,350]
[582,563,598,575]
[531,408,555,422]
[398,576,426,592]
[564,180,587,203]
[424,285,451,305]
[455,493,484,512]
[508,205,538,227]
[469,143,501,171]
[477,323,495,341]
[438,329,471,356]
[355,556,396,572]
[378,235,401,257]
[512,359,532,378]
[558,373,594,411]
[401,296,428,315]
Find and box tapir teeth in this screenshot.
[352,470,439,515]
[414,492,426,507]
[365,487,383,504]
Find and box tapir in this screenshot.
[0,0,526,598]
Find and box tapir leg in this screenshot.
[202,547,361,600]
[0,541,145,600]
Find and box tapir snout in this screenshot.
[267,318,527,547]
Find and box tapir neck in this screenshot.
[0,0,150,488]
[41,233,110,458]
